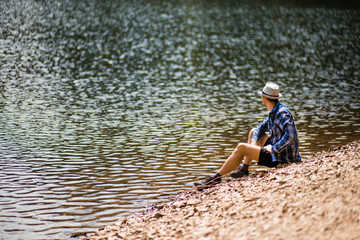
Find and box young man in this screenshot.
[194,82,301,190]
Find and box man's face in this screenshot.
[261,96,266,105]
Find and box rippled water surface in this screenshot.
[1,0,360,239]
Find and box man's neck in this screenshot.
[266,101,277,112]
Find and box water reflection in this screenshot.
[0,0,360,239]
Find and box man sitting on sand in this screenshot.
[194,82,301,190]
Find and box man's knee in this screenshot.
[248,128,256,143]
[249,128,256,137]
[236,143,246,152]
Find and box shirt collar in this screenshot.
[269,101,280,118]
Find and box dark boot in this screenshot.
[229,168,249,178]
[194,174,221,190]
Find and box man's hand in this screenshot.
[265,144,273,153]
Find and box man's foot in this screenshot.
[229,168,249,178]
[194,175,221,190]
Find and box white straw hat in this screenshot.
[258,82,282,99]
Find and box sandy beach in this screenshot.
[81,140,360,240]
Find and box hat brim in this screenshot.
[257,90,282,99]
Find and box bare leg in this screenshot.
[218,129,269,176]
[244,129,269,164]
[218,143,261,175]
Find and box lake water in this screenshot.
[1,0,360,239]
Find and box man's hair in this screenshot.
[266,98,279,103]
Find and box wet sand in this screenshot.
[81,140,360,240]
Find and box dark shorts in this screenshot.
[258,138,279,168]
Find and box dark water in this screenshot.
[1,0,359,239]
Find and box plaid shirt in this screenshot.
[251,101,301,163]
